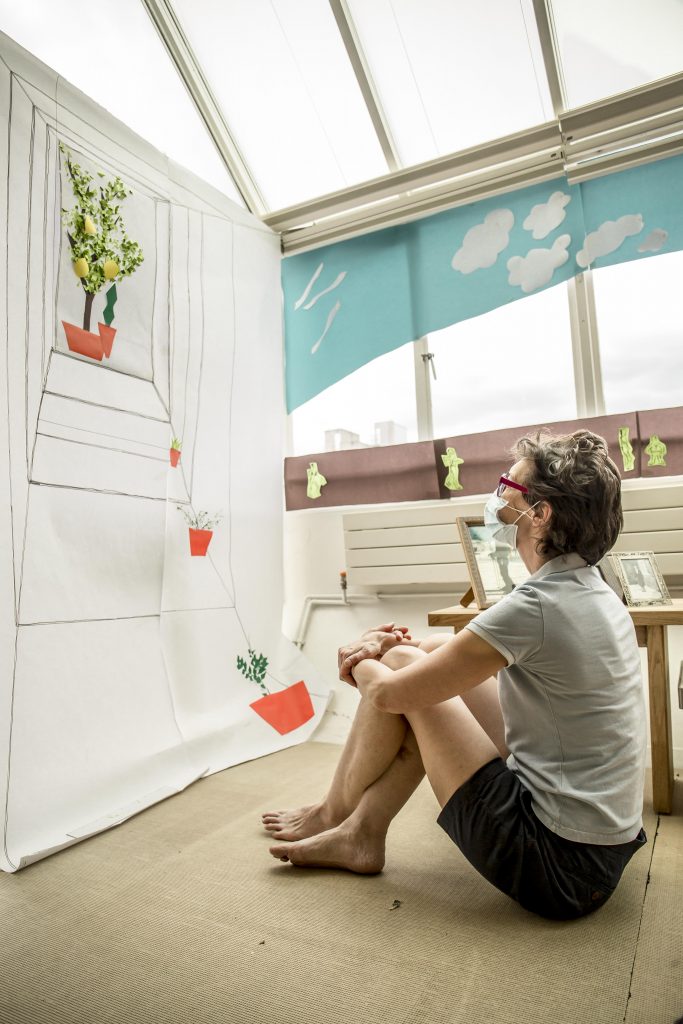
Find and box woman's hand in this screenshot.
[338,622,413,685]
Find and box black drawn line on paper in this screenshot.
[24,103,36,480]
[180,208,191,444]
[19,607,235,627]
[169,208,174,425]
[5,71,20,624]
[39,418,167,451]
[42,390,168,423]
[35,430,169,462]
[55,349,153,384]
[150,200,157,385]
[151,380,170,421]
[53,118,63,372]
[29,479,189,504]
[189,212,206,496]
[41,117,49,386]
[2,71,20,871]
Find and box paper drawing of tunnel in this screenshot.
[59,143,144,361]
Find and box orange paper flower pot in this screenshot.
[97,322,117,358]
[170,448,181,467]
[189,528,212,556]
[250,680,314,735]
[61,321,103,361]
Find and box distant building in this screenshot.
[374,420,407,446]
[324,428,370,451]
[323,420,407,451]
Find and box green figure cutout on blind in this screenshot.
[307,461,327,499]
[618,427,635,472]
[442,447,464,491]
[645,435,667,467]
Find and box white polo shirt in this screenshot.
[466,552,647,845]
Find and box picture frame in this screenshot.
[596,556,624,601]
[607,551,673,607]
[456,516,530,609]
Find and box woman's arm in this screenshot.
[351,629,507,713]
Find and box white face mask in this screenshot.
[484,491,539,550]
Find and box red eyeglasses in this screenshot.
[496,475,529,498]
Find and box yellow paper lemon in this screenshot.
[103,259,119,280]
[83,215,97,235]
[73,257,89,278]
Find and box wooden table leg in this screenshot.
[647,625,674,814]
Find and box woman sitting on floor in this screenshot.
[263,429,647,921]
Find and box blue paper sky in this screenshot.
[282,152,683,412]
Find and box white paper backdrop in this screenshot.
[0,31,331,873]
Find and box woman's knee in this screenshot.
[417,633,453,654]
[380,645,427,670]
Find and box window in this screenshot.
[289,344,418,455]
[1,0,242,202]
[346,0,553,168]
[428,284,577,438]
[551,0,683,110]
[593,251,683,414]
[171,0,389,209]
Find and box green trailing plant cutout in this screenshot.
[441,447,464,490]
[60,143,144,331]
[618,427,635,472]
[176,505,222,531]
[306,461,327,499]
[237,649,270,696]
[645,435,667,467]
[102,284,117,327]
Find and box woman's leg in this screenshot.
[419,633,509,760]
[267,645,498,872]
[262,649,426,842]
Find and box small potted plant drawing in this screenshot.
[176,506,222,556]
[59,143,144,361]
[170,438,182,468]
[237,649,315,735]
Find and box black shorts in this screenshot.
[437,757,647,920]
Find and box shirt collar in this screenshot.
[528,552,588,581]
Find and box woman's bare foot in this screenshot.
[268,821,385,874]
[261,801,342,841]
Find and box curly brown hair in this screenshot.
[512,429,623,565]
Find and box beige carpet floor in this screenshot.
[0,742,680,1024]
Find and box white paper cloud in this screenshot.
[523,191,571,239]
[576,214,643,268]
[638,228,668,253]
[451,209,514,273]
[507,234,571,294]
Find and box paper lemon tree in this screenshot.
[60,143,144,360]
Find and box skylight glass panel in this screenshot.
[346,0,554,168]
[550,0,683,109]
[0,0,242,203]
[171,0,390,211]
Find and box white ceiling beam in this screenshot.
[270,68,683,252]
[140,0,267,216]
[265,122,562,234]
[531,0,567,115]
[327,0,400,173]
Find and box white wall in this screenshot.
[283,503,683,768]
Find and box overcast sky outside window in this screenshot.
[290,343,418,456]
[593,251,683,415]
